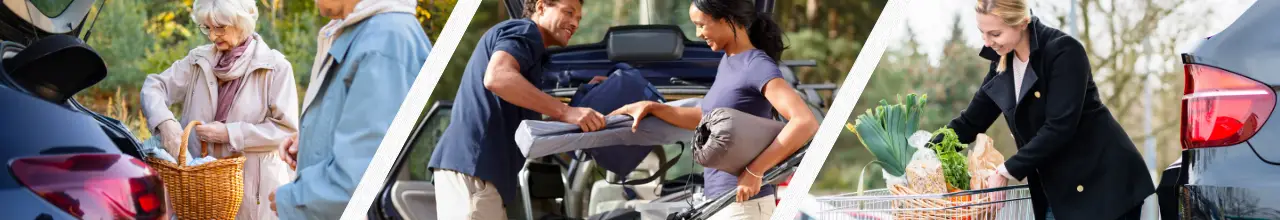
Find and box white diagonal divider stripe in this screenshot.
[770,0,912,219]
[339,0,482,219]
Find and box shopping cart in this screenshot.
[797,184,1035,220]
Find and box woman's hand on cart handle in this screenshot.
[985,173,1009,209]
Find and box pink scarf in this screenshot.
[212,37,253,122]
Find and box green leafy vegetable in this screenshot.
[850,94,927,177]
[930,127,971,190]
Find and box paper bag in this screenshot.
[968,134,1005,189]
[968,134,1004,173]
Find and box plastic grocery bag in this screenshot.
[141,136,218,166]
[902,130,947,193]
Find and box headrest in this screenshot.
[607,25,685,61]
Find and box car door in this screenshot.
[370,101,452,220]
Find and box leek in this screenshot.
[850,94,926,177]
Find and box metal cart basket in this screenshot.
[797,185,1035,220]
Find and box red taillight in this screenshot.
[776,175,794,205]
[1181,64,1276,149]
[9,154,169,219]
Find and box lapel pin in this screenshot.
[1034,91,1041,98]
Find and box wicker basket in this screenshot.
[888,184,1000,220]
[145,121,246,220]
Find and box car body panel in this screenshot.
[1182,0,1280,164]
[1176,1,1280,219]
[0,189,82,219]
[0,65,145,219]
[1,87,120,186]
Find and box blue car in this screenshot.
[2,0,169,219]
[1162,1,1280,219]
[368,0,835,219]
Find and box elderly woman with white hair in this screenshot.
[140,0,298,219]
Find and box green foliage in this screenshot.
[783,29,863,84]
[929,126,970,190]
[420,0,459,42]
[814,17,1006,193]
[79,0,455,140]
[257,0,322,85]
[428,0,508,106]
[31,0,74,16]
[850,93,926,177]
[86,0,152,90]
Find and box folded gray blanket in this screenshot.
[693,108,785,176]
[514,98,700,158]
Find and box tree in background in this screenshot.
[813,0,1225,194]
[813,17,1012,192]
[415,0,885,186]
[75,0,456,140]
[429,0,883,106]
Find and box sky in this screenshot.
[898,0,1257,68]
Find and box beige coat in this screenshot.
[140,35,298,220]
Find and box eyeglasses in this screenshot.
[198,24,229,35]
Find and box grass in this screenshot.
[79,87,153,140]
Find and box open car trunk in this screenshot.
[370,1,836,219]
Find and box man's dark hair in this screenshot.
[523,0,584,18]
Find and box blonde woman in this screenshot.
[932,0,1155,219]
[140,0,298,219]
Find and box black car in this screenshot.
[2,0,167,219]
[367,0,833,219]
[1163,1,1280,219]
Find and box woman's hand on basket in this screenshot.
[735,168,764,202]
[985,172,1008,189]
[158,120,183,155]
[195,122,230,144]
[278,133,299,170]
[608,101,657,132]
[984,173,1009,209]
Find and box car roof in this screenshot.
[503,0,776,19]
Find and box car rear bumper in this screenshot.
[1182,144,1280,219]
[0,189,80,219]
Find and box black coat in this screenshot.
[941,17,1155,220]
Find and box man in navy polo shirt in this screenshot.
[428,0,592,219]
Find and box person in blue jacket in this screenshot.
[427,0,592,219]
[268,0,431,219]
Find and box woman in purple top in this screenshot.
[610,0,819,219]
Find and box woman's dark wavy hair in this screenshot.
[691,0,786,61]
[524,0,584,18]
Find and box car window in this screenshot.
[405,105,452,181]
[662,143,702,180]
[570,0,697,45]
[30,0,74,17]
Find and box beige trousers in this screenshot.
[708,194,776,220]
[434,169,509,220]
